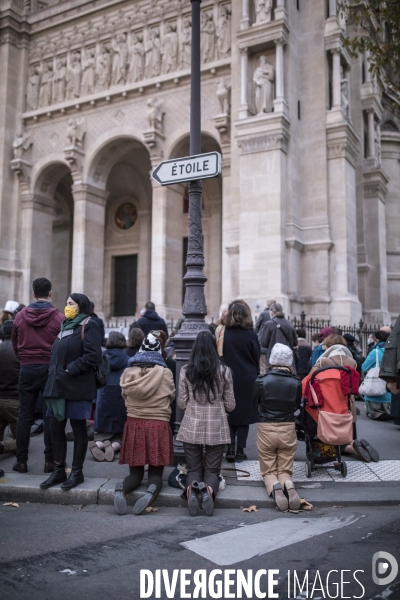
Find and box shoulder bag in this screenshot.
[359,349,387,397]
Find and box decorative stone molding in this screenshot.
[225,245,239,256]
[237,131,288,155]
[326,120,360,167]
[237,12,289,52]
[20,193,55,215]
[285,239,304,252]
[362,168,389,202]
[10,158,32,192]
[71,183,109,207]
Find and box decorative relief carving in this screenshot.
[12,130,32,159]
[66,117,86,148]
[237,133,288,154]
[255,0,272,24]
[25,3,231,112]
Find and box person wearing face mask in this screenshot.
[40,293,102,490]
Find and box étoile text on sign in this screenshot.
[151,151,221,186]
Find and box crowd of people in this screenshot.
[1,279,400,515]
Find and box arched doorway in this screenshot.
[87,137,152,320]
[169,134,223,319]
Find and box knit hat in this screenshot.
[269,343,293,366]
[320,327,335,340]
[139,332,161,354]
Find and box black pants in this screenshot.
[183,442,225,497]
[123,465,164,496]
[50,417,88,444]
[229,424,249,448]
[16,365,53,464]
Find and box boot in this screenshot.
[40,442,67,489]
[187,481,200,516]
[235,447,247,462]
[61,441,87,490]
[198,482,214,516]
[225,444,235,462]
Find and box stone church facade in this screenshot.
[1,0,399,324]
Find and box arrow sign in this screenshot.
[151,151,221,186]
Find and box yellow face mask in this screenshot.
[64,306,79,320]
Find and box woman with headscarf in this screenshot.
[114,332,175,515]
[40,293,102,490]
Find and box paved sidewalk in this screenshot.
[1,403,400,508]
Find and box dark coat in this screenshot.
[222,327,260,426]
[297,339,312,378]
[380,315,400,382]
[125,345,141,358]
[94,348,128,433]
[44,318,102,401]
[260,316,298,364]
[135,310,168,337]
[0,339,20,399]
[253,368,302,423]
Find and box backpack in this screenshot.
[81,318,110,388]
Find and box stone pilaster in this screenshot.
[71,184,109,314]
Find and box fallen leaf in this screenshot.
[332,505,343,509]
[240,505,258,512]
[59,569,76,575]
[145,506,159,513]
[3,502,19,508]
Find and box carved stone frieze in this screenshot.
[236,131,288,154]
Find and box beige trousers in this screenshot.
[256,422,297,495]
[259,354,268,375]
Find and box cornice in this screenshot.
[236,18,289,52]
[326,119,360,168]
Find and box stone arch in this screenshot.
[85,133,153,319]
[31,155,71,199]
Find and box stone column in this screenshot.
[326,122,362,324]
[239,48,250,119]
[275,0,287,20]
[367,109,375,158]
[273,39,288,115]
[136,208,151,312]
[20,194,55,302]
[150,182,184,320]
[364,50,371,83]
[332,49,341,108]
[329,0,337,17]
[241,0,250,29]
[71,184,109,314]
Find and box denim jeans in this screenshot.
[16,364,53,464]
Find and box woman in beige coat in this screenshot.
[114,333,175,515]
[177,330,235,516]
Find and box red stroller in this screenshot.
[297,365,360,478]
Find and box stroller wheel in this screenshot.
[305,461,312,479]
[340,462,347,478]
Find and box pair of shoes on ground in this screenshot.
[12,461,55,473]
[187,481,215,517]
[114,481,160,516]
[89,440,120,462]
[351,439,379,463]
[40,469,84,490]
[226,444,247,463]
[272,481,301,512]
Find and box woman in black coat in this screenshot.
[219,300,260,462]
[41,293,102,491]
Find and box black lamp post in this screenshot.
[172,0,209,460]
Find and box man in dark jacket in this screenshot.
[295,328,312,379]
[255,298,275,375]
[0,320,20,455]
[11,278,64,473]
[135,302,168,337]
[260,302,298,366]
[380,315,400,393]
[343,333,364,373]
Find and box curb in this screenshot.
[1,473,400,508]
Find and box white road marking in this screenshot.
[181,516,360,566]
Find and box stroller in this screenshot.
[296,365,360,479]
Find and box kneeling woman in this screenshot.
[253,343,302,511]
[177,330,235,516]
[114,333,175,515]
[41,293,102,490]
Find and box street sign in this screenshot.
[151,151,221,186]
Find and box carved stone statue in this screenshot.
[341,79,349,119]
[253,55,275,114]
[216,6,231,59]
[181,16,191,69]
[66,51,82,100]
[150,28,161,77]
[66,117,86,148]
[146,98,164,132]
[255,0,272,23]
[216,77,230,114]
[81,47,96,96]
[26,65,40,111]
[12,131,32,159]
[161,23,178,74]
[200,11,215,64]
[53,58,67,104]
[38,62,54,108]
[95,42,111,92]
[128,33,144,83]
[112,33,128,86]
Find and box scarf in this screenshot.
[128,350,167,369]
[60,312,88,332]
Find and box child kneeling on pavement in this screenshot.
[253,343,302,511]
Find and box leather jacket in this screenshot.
[253,368,302,423]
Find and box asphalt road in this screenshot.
[1,503,399,600]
